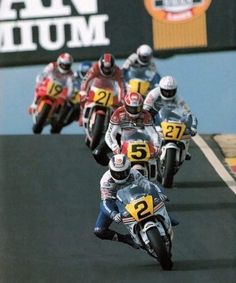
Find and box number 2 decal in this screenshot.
[134,200,152,219]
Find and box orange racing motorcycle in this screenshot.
[31,77,70,134]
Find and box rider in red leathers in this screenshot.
[29,53,75,114]
[80,53,127,110]
[93,91,161,166]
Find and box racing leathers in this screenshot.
[94,168,166,248]
[122,53,161,84]
[143,86,198,134]
[105,105,161,155]
[29,62,76,116]
[144,86,198,159]
[80,62,127,106]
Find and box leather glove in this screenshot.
[111,212,122,223]
[112,145,120,155]
[159,192,168,202]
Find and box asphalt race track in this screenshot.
[0,135,235,283]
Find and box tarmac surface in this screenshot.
[0,134,235,283]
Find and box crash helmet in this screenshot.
[77,61,92,79]
[136,44,153,66]
[57,53,73,74]
[98,53,115,76]
[109,154,131,184]
[124,91,143,118]
[159,76,177,101]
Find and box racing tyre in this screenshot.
[51,104,71,134]
[90,113,105,150]
[162,148,176,188]
[146,227,173,270]
[32,103,51,134]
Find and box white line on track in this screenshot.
[192,134,236,194]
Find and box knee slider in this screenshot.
[94,227,106,239]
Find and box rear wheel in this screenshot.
[162,148,176,188]
[32,103,51,134]
[90,113,105,150]
[146,227,173,270]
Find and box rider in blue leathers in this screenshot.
[94,154,168,249]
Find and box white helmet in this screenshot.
[136,44,153,66]
[109,154,131,184]
[57,53,73,74]
[159,76,177,101]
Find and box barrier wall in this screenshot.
[0,0,236,67]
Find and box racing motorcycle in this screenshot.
[155,104,193,188]
[31,77,69,134]
[50,86,81,134]
[116,183,173,270]
[125,68,161,98]
[120,128,158,182]
[83,77,119,150]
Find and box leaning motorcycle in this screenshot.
[155,104,192,188]
[83,77,119,150]
[31,77,68,134]
[125,68,161,98]
[50,86,81,134]
[120,128,159,182]
[116,183,173,270]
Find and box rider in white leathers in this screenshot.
[94,154,168,249]
[143,75,198,160]
[122,44,161,84]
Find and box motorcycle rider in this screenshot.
[75,60,93,83]
[28,53,75,115]
[93,91,161,166]
[80,53,127,109]
[94,153,168,249]
[122,44,161,84]
[74,61,93,126]
[143,75,198,160]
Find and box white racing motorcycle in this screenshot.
[155,104,193,188]
[116,183,173,270]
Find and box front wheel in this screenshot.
[162,148,176,188]
[89,113,105,150]
[146,227,173,270]
[32,103,51,134]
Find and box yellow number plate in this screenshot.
[47,81,63,97]
[93,88,114,106]
[127,142,150,161]
[126,195,153,222]
[70,89,80,104]
[129,79,150,97]
[161,121,186,140]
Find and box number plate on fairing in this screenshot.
[127,142,151,161]
[125,195,153,222]
[161,121,186,140]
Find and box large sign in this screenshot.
[0,0,235,67]
[144,0,212,49]
[0,0,109,52]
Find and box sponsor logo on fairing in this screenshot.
[0,0,110,53]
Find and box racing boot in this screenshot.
[185,153,192,160]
